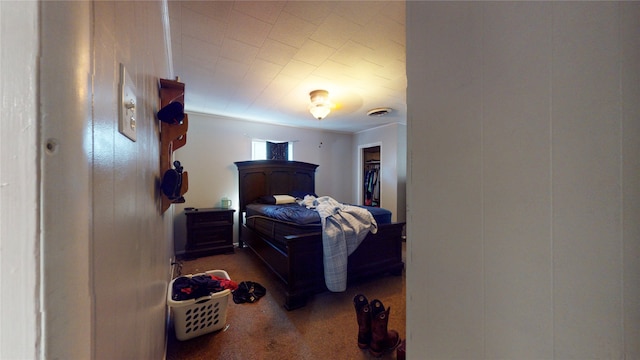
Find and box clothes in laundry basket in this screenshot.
[172,274,238,301]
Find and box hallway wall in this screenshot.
[39,1,174,358]
[407,2,640,358]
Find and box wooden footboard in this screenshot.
[241,222,405,310]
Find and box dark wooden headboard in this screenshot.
[234,160,319,213]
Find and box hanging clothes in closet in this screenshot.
[364,165,380,207]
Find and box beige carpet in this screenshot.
[166,243,406,360]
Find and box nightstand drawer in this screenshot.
[190,227,232,244]
[189,211,232,225]
[184,208,235,258]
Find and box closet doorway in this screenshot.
[361,145,381,207]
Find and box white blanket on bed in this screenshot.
[306,196,378,292]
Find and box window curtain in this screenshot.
[267,141,288,160]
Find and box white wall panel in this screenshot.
[551,3,623,358]
[621,3,640,357]
[407,2,640,359]
[482,3,553,358]
[40,2,93,358]
[92,2,173,357]
[40,1,173,359]
[407,3,485,358]
[0,1,39,359]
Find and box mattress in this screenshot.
[246,203,392,225]
[244,203,393,251]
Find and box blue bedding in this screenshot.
[247,203,320,224]
[245,202,392,225]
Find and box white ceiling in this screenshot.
[167,1,406,133]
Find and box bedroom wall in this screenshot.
[38,1,173,359]
[354,123,407,223]
[172,112,354,254]
[406,2,640,359]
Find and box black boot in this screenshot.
[353,294,372,349]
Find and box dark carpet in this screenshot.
[166,243,406,360]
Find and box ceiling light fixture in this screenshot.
[308,90,331,120]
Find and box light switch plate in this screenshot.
[118,63,137,141]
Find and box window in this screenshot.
[251,140,293,160]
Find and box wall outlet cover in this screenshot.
[118,63,137,141]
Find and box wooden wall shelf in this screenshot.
[159,78,189,213]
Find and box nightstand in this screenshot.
[184,208,235,258]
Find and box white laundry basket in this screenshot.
[168,269,231,341]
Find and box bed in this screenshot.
[235,160,405,310]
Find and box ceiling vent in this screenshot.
[367,107,393,117]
